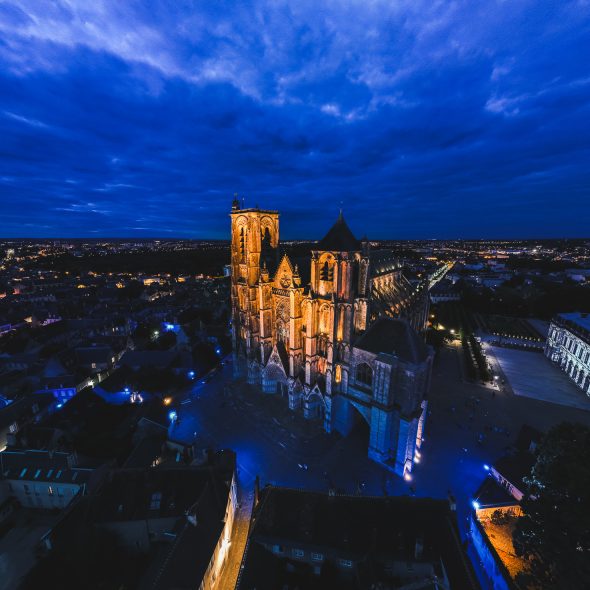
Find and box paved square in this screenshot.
[488,346,590,410]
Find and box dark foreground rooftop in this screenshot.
[238,486,478,590]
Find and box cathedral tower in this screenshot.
[230,199,279,372]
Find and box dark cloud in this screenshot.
[0,0,589,238]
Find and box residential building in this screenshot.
[0,449,99,509]
[237,486,478,590]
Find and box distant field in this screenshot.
[433,302,543,341]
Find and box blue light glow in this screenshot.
[56,403,63,409]
[188,371,195,379]
[169,410,177,422]
[472,500,480,510]
[484,464,490,471]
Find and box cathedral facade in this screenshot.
[230,200,433,477]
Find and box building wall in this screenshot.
[469,514,513,590]
[545,320,590,396]
[490,468,524,502]
[200,472,238,590]
[3,479,81,509]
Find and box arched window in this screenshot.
[239,227,246,261]
[320,260,334,281]
[356,363,373,388]
[318,336,328,357]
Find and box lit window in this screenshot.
[311,552,324,561]
[150,492,162,510]
[48,486,54,496]
[292,549,304,558]
[339,559,353,568]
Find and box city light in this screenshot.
[404,472,412,481]
[484,464,490,471]
[163,397,172,406]
[472,500,480,510]
[188,371,195,379]
[168,410,177,422]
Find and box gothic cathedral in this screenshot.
[230,199,433,477]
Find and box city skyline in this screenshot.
[1,1,590,239]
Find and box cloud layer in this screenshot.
[1,0,589,238]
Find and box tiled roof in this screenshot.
[0,449,92,485]
[354,318,430,364]
[316,212,360,252]
[239,487,477,590]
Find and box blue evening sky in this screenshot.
[0,1,589,239]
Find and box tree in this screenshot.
[513,422,590,589]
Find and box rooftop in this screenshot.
[92,462,233,522]
[557,312,590,337]
[316,212,361,252]
[0,449,93,485]
[354,317,430,364]
[239,487,477,590]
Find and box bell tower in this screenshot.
[230,200,279,371]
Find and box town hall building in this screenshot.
[230,200,433,477]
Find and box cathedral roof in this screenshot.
[369,249,400,277]
[355,318,430,364]
[316,211,361,252]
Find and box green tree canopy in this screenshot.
[513,422,590,589]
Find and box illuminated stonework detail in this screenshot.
[230,201,433,476]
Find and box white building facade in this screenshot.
[545,312,590,396]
